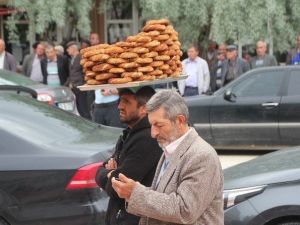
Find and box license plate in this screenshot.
[57,102,74,111]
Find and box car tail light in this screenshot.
[37,93,55,105]
[66,162,103,190]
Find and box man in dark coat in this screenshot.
[250,41,277,69]
[65,41,91,119]
[210,43,226,91]
[221,45,250,86]
[96,86,162,225]
[41,44,69,86]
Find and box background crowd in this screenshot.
[1,33,300,127]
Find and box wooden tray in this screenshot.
[78,74,187,91]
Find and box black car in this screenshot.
[223,146,300,225]
[186,66,300,150]
[0,87,121,225]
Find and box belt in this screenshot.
[185,86,198,89]
[93,100,119,108]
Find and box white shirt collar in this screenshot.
[164,128,192,158]
[47,57,57,63]
[187,58,198,63]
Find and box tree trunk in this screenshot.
[268,18,273,55]
[238,33,242,58]
[27,10,36,54]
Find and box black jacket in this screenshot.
[41,55,69,85]
[96,116,162,225]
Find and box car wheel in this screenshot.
[0,218,9,225]
[277,222,300,225]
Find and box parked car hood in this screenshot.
[224,146,300,190]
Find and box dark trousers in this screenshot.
[184,86,199,97]
[92,101,124,128]
[72,87,91,120]
[87,91,95,115]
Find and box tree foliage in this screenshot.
[211,0,297,52]
[6,0,300,54]
[139,0,213,50]
[139,0,300,53]
[7,0,92,44]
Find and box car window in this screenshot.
[287,71,300,96]
[232,71,285,97]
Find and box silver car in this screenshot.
[0,69,77,114]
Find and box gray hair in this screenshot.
[45,43,55,51]
[256,40,267,48]
[146,90,189,122]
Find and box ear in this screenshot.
[176,115,186,126]
[138,104,146,117]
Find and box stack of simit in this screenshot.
[80,18,183,85]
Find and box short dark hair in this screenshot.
[45,43,55,51]
[119,86,156,106]
[81,39,91,46]
[187,44,199,52]
[66,41,78,49]
[32,42,40,49]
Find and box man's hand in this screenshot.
[101,88,118,96]
[101,89,111,96]
[112,173,137,201]
[105,158,117,170]
[107,170,114,178]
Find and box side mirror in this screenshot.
[224,89,236,102]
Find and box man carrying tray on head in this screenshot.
[96,86,162,225]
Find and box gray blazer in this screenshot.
[22,53,35,77]
[4,52,17,72]
[250,55,278,69]
[221,57,250,86]
[65,54,84,87]
[127,128,224,225]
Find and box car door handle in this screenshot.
[261,102,279,107]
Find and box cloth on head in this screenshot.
[118,86,155,96]
[226,45,237,51]
[66,41,77,49]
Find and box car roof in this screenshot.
[0,93,120,153]
[0,69,38,86]
[0,70,76,104]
